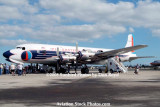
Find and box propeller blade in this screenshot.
[75,42,79,74]
[57,47,59,56]
[76,42,78,52]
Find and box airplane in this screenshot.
[3,34,148,73]
[150,60,160,66]
[150,60,160,70]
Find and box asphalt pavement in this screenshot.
[0,70,160,107]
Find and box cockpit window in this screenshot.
[97,50,103,53]
[16,47,21,49]
[16,47,25,50]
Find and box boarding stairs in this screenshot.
[108,58,128,73]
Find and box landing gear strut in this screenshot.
[55,61,66,74]
[55,61,60,73]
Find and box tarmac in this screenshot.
[0,70,160,107]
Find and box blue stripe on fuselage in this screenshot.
[30,50,76,59]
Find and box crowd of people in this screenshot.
[0,63,25,76]
[0,63,141,75]
[0,63,46,76]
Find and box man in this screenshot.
[3,63,6,74]
[116,65,120,73]
[68,65,70,74]
[134,64,139,74]
[5,64,10,74]
[17,64,23,76]
[10,63,16,76]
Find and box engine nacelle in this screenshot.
[78,51,94,61]
[116,55,130,62]
[59,54,76,63]
[80,54,90,60]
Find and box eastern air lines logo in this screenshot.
[21,51,32,61]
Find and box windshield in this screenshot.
[16,47,25,50]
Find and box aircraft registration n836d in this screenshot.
[3,34,148,73]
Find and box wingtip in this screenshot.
[138,44,148,47]
[143,44,148,47]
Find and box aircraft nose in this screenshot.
[3,50,13,59]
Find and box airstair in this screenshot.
[107,57,128,73]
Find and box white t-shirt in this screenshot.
[0,64,3,69]
[17,64,23,70]
[10,64,15,70]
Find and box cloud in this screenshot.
[0,25,33,38]
[0,25,21,37]
[0,0,27,6]
[28,14,61,26]
[1,0,160,43]
[129,27,134,33]
[39,0,134,23]
[30,24,126,42]
[0,24,126,43]
[39,0,160,35]
[0,0,38,22]
[152,29,160,37]
[0,6,22,21]
[0,39,30,47]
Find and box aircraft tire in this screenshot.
[99,69,102,73]
[110,69,114,73]
[59,68,66,74]
[81,68,85,74]
[85,68,89,74]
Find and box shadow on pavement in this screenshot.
[0,78,160,106]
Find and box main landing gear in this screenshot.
[81,65,89,74]
[55,61,66,74]
[55,63,89,74]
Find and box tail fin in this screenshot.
[125,34,135,53]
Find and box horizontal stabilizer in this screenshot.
[129,56,155,62]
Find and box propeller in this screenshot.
[56,47,64,62]
[76,42,78,53]
[75,42,79,73]
[56,47,61,72]
[56,47,59,56]
[75,42,83,59]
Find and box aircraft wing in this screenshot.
[92,45,148,61]
[128,56,155,62]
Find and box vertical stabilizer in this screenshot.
[125,34,135,53]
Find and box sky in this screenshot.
[0,0,159,65]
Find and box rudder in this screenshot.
[125,34,135,53]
